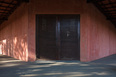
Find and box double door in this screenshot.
[36,15,80,60]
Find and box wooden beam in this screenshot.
[0,12,4,13]
[16,0,29,3]
[103,7,116,9]
[0,5,12,8]
[0,9,10,12]
[23,0,29,3]
[87,0,105,3]
[0,0,28,25]
[107,17,116,20]
[0,18,8,21]
[106,12,116,14]
[101,2,116,6]
[104,9,116,12]
[104,11,116,14]
[0,1,16,5]
[87,0,93,3]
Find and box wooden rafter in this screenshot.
[0,0,29,25]
[87,0,116,27]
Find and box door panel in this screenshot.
[37,16,58,60]
[60,16,80,60]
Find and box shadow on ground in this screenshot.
[0,55,116,77]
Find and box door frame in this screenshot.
[36,14,80,60]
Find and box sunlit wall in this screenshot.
[0,3,29,61]
[0,0,116,62]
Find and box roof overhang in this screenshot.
[0,0,29,24]
[87,0,116,27]
[0,0,116,27]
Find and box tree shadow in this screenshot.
[0,55,116,77]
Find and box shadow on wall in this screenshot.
[0,35,28,61]
[0,3,28,61]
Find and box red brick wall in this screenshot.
[0,0,116,62]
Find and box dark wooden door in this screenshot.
[59,16,80,60]
[36,15,80,60]
[36,15,58,60]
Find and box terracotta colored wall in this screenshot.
[27,0,90,61]
[0,0,116,62]
[27,0,84,61]
[28,0,116,62]
[0,3,29,61]
[83,3,116,61]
